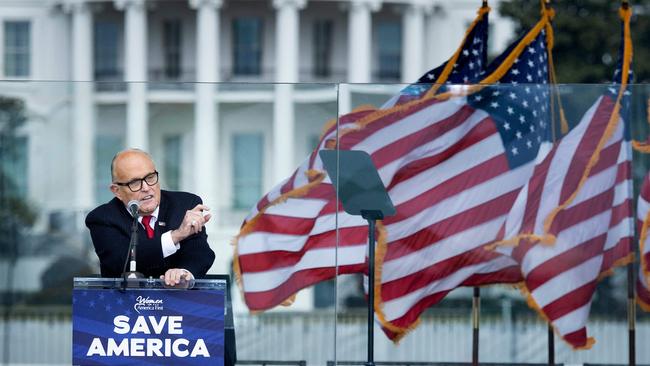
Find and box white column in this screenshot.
[189,0,221,210]
[115,0,148,149]
[274,0,304,83]
[272,84,294,182]
[347,0,381,83]
[65,0,95,210]
[401,1,428,83]
[272,0,305,183]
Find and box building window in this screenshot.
[0,136,28,199]
[232,133,263,209]
[163,19,182,79]
[313,20,333,78]
[163,135,182,190]
[95,135,123,204]
[314,279,336,308]
[3,21,30,77]
[233,18,262,76]
[94,21,120,80]
[376,22,401,80]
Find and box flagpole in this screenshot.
[542,0,565,365]
[472,4,486,365]
[471,7,487,364]
[628,261,636,366]
[472,287,480,366]
[543,2,556,363]
[362,210,385,366]
[366,215,377,366]
[548,324,554,366]
[619,1,636,365]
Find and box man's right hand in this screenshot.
[171,204,211,243]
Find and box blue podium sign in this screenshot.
[72,283,224,366]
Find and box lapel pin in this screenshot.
[158,222,166,227]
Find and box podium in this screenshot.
[72,276,235,366]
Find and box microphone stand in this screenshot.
[121,208,144,291]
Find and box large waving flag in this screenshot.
[234,4,493,311]
[493,5,634,349]
[374,10,556,339]
[637,172,650,310]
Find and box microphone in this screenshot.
[127,200,140,216]
[121,200,143,290]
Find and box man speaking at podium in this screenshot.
[85,148,215,285]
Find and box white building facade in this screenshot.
[0,0,514,309]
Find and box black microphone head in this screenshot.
[127,200,140,216]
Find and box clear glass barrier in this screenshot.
[2,80,650,365]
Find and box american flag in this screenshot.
[234,5,494,312]
[375,23,553,337]
[636,172,650,310]
[494,9,634,349]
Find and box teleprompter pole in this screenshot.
[362,210,383,366]
[548,324,554,366]
[472,287,480,366]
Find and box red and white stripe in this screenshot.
[636,172,650,310]
[496,95,633,349]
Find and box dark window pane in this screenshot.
[233,18,262,76]
[94,21,120,80]
[377,22,401,80]
[163,135,182,190]
[4,21,30,77]
[163,19,182,79]
[0,136,28,199]
[313,20,333,77]
[232,133,263,209]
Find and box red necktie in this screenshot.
[142,215,154,239]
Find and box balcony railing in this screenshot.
[147,68,196,90]
[92,66,399,92]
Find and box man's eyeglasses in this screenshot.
[114,171,159,192]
